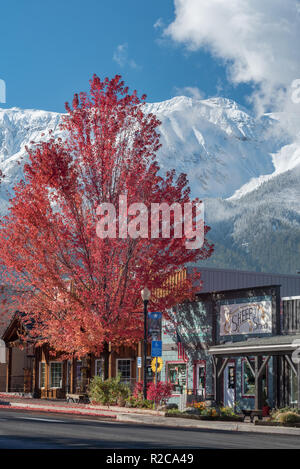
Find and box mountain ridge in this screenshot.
[0,96,299,274]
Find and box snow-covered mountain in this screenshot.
[0,97,300,274]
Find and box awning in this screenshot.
[208,334,300,356]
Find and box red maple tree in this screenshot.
[0,75,213,357]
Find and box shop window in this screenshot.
[167,363,187,393]
[117,359,131,384]
[195,363,205,398]
[227,365,235,390]
[39,362,46,388]
[95,359,104,379]
[242,358,267,397]
[49,362,63,388]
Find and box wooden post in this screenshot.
[5,347,12,392]
[70,358,75,394]
[213,356,222,405]
[254,356,263,410]
[298,362,300,411]
[108,342,112,379]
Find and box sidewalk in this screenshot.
[1,393,300,436]
[0,393,163,418]
[117,413,300,436]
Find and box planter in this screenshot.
[255,420,300,428]
[165,412,243,422]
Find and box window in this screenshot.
[242,358,267,397]
[167,363,187,393]
[196,363,205,398]
[117,359,131,384]
[50,362,63,388]
[95,359,104,379]
[242,360,255,396]
[39,362,46,388]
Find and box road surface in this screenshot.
[0,408,299,449]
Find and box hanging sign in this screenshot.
[220,300,272,336]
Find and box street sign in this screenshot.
[137,357,142,368]
[151,357,163,373]
[151,340,162,357]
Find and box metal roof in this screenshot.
[188,266,300,298]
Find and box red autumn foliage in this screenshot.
[146,381,173,405]
[133,381,173,405]
[0,75,213,357]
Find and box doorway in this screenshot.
[195,362,206,400]
[224,362,235,407]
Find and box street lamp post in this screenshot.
[141,287,151,400]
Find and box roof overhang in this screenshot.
[208,335,300,357]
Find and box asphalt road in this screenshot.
[0,408,299,449]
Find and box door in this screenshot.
[196,363,206,399]
[224,363,235,407]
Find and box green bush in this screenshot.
[88,375,130,406]
[219,406,236,418]
[275,411,300,424]
[125,396,154,409]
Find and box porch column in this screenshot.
[298,362,300,411]
[254,356,263,410]
[212,356,223,404]
[5,347,12,392]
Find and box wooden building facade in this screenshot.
[1,313,152,398]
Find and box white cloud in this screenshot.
[174,85,204,100]
[113,43,140,69]
[164,0,300,132]
[154,18,165,29]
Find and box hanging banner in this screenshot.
[148,312,162,341]
[220,300,272,336]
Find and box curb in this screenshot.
[116,413,300,436]
[0,402,117,419]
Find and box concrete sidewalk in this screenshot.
[0,394,300,436]
[117,413,300,436]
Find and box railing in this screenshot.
[0,375,30,393]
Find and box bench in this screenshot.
[66,393,88,404]
[242,409,263,423]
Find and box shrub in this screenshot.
[219,406,236,418]
[147,382,173,405]
[275,412,300,424]
[200,407,218,419]
[88,375,130,406]
[133,381,173,405]
[133,381,147,399]
[193,401,206,412]
[125,396,154,409]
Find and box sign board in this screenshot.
[137,357,142,368]
[220,300,272,336]
[151,340,162,357]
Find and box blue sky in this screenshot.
[1,0,255,112]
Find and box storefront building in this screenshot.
[161,267,300,410]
